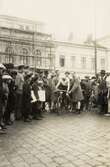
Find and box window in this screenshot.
[91,58,95,70]
[20,48,29,65]
[34,50,42,67]
[29,57,34,66]
[20,56,24,64]
[101,58,105,69]
[5,46,14,54]
[23,56,29,65]
[81,57,86,69]
[5,55,10,63]
[25,25,30,31]
[35,57,42,67]
[35,49,41,56]
[60,55,65,67]
[45,59,50,67]
[5,55,13,63]
[71,56,75,68]
[21,48,28,56]
[19,25,24,30]
[5,46,14,63]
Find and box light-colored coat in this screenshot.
[70,78,83,102]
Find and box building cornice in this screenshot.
[0,26,51,37]
[0,15,44,26]
[53,40,108,51]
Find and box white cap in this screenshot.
[2,75,12,80]
[0,64,6,69]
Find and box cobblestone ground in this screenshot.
[1,112,110,167]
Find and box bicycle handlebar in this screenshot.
[54,89,67,93]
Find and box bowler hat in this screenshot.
[18,64,24,70]
[65,71,70,75]
[11,71,17,76]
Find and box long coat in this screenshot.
[0,76,3,117]
[70,78,83,102]
[97,76,108,105]
[22,81,32,115]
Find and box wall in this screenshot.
[54,41,108,77]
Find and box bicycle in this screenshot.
[54,90,70,115]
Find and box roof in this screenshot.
[53,40,107,50]
[97,35,110,42]
[0,15,44,26]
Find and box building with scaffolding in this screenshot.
[0,15,55,71]
[0,15,110,77]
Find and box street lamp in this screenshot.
[94,39,97,75]
[94,0,97,75]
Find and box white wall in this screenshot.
[54,41,108,77]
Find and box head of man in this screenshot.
[24,73,32,83]
[37,80,44,87]
[65,71,70,78]
[18,65,24,74]
[55,70,60,77]
[85,76,90,82]
[100,70,106,77]
[11,71,17,80]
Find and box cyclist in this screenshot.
[55,72,71,112]
[56,71,70,92]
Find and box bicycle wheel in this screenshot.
[57,97,63,115]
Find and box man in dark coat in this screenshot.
[22,73,32,122]
[0,64,7,133]
[4,71,17,125]
[97,70,108,114]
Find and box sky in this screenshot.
[0,0,110,41]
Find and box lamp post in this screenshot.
[94,40,97,75]
[94,0,97,75]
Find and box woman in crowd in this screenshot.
[32,76,44,120]
[69,73,84,114]
[1,62,110,135]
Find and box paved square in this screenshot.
[0,112,110,167]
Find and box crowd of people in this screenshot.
[0,62,110,134]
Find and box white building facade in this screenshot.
[54,41,109,77]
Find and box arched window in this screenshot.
[20,48,28,56]
[5,46,14,63]
[5,46,14,54]
[34,49,42,67]
[20,48,29,65]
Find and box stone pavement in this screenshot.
[1,112,110,167]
